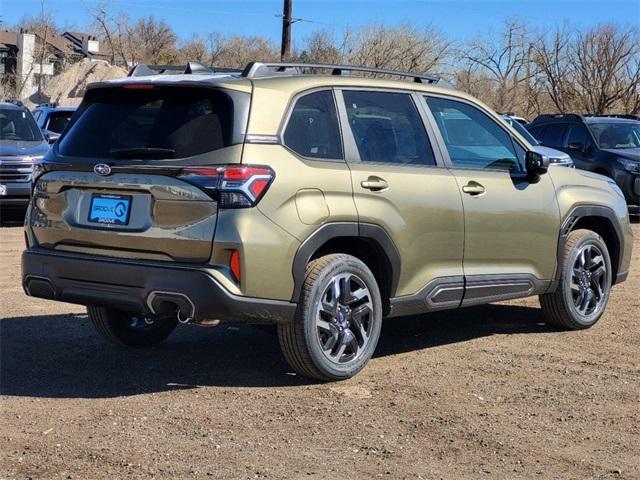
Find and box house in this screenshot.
[0,29,107,101]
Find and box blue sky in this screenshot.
[2,0,639,45]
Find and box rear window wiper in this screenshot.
[110,147,176,158]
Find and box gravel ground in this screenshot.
[1,210,638,480]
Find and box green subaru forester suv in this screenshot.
[22,62,633,381]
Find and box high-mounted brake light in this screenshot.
[123,83,155,90]
[179,165,274,208]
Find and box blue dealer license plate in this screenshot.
[88,194,132,225]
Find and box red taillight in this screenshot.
[229,250,241,283]
[123,83,155,89]
[179,165,274,208]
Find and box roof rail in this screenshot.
[128,62,243,77]
[242,61,444,84]
[530,113,585,124]
[585,114,640,121]
[36,102,58,108]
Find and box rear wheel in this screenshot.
[278,254,382,381]
[540,229,612,330]
[88,306,178,348]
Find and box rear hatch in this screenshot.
[29,81,251,263]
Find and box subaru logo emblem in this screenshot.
[94,164,111,176]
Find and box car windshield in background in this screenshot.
[589,122,640,150]
[507,118,539,145]
[0,108,43,142]
[58,87,235,159]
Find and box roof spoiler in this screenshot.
[128,62,243,77]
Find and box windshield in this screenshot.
[59,86,238,159]
[0,108,43,142]
[589,122,640,150]
[504,117,539,145]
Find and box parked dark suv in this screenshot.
[527,114,640,206]
[32,103,77,144]
[0,101,49,207]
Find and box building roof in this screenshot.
[0,31,18,50]
[0,30,101,59]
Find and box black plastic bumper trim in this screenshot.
[22,249,296,324]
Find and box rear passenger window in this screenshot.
[283,90,343,160]
[564,124,590,148]
[541,124,567,148]
[527,125,546,142]
[342,90,436,166]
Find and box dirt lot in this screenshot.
[1,211,638,480]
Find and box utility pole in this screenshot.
[280,0,292,61]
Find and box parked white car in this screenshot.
[501,115,574,167]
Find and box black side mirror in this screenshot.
[525,150,550,181]
[568,142,584,152]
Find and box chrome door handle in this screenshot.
[361,177,389,191]
[462,181,486,196]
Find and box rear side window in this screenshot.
[283,90,343,160]
[59,87,236,159]
[342,90,435,166]
[541,123,567,148]
[564,124,591,148]
[527,125,546,142]
[46,111,74,134]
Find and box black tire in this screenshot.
[540,229,612,330]
[88,306,178,348]
[278,254,382,381]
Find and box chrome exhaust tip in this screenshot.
[147,291,196,324]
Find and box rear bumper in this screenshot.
[22,249,296,324]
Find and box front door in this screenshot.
[336,89,465,308]
[423,95,561,306]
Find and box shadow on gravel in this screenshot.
[0,207,27,227]
[0,304,553,398]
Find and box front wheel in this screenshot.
[88,306,178,348]
[278,254,382,381]
[540,229,612,330]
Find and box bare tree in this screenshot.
[572,24,639,114]
[207,33,279,68]
[458,20,535,113]
[13,0,57,98]
[346,23,451,74]
[179,34,209,64]
[297,30,344,64]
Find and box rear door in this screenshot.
[336,88,464,301]
[30,84,250,263]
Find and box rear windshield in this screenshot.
[0,108,43,142]
[59,86,237,159]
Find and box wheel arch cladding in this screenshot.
[291,223,401,307]
[560,205,624,284]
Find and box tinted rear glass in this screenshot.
[541,123,567,148]
[59,87,236,159]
